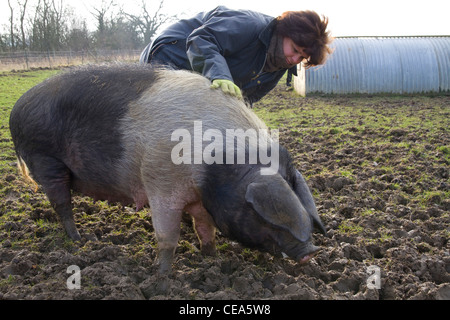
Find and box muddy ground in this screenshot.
[0,77,449,300]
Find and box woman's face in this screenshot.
[283,37,310,66]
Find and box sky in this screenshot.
[1,0,449,37]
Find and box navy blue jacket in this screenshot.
[140,6,296,104]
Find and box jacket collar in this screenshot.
[258,18,278,48]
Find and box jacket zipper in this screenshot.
[251,53,268,81]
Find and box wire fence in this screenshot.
[0,49,142,71]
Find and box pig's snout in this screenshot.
[294,242,320,265]
[281,239,320,265]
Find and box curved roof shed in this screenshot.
[294,36,450,95]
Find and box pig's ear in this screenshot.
[294,170,327,236]
[245,174,311,242]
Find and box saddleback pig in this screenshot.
[9,64,326,273]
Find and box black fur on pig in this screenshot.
[10,64,159,240]
[200,144,326,261]
[10,64,157,192]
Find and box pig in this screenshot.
[9,64,326,273]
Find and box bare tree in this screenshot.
[51,0,64,41]
[3,0,29,50]
[90,0,117,34]
[65,12,91,51]
[7,0,15,49]
[1,0,179,52]
[89,0,119,48]
[18,0,29,49]
[124,0,178,45]
[31,0,68,51]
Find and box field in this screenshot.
[0,68,449,300]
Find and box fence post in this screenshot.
[47,50,51,68]
[25,49,30,70]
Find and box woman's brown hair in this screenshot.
[277,11,333,68]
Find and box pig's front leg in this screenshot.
[149,197,183,274]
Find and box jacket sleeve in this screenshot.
[186,7,263,82]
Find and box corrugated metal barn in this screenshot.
[294,36,450,95]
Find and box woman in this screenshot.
[140,6,333,105]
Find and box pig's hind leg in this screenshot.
[27,155,81,241]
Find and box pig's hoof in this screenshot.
[201,242,216,256]
[155,275,170,294]
[69,232,81,242]
[140,275,170,298]
[157,262,172,275]
[156,249,174,274]
[62,220,81,241]
[66,229,81,242]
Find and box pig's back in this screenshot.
[119,68,268,192]
[132,68,267,132]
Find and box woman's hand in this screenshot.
[211,79,242,98]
